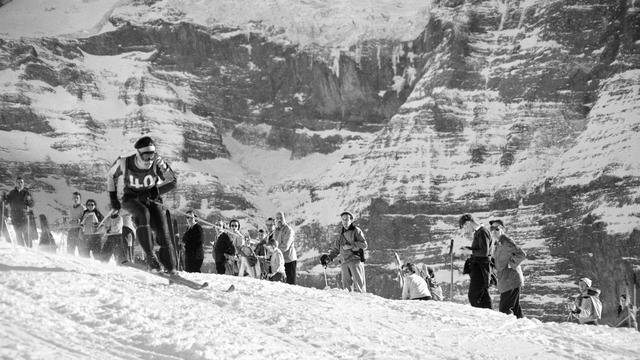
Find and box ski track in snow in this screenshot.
[1,243,640,359]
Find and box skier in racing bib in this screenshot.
[106,136,178,273]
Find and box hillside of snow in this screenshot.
[1,242,640,360]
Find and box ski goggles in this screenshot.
[138,150,156,161]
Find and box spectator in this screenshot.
[402,263,432,300]
[490,219,526,318]
[81,199,104,258]
[256,218,276,279]
[99,209,124,263]
[320,211,368,293]
[459,214,492,309]
[274,212,297,285]
[265,238,285,282]
[615,294,637,329]
[227,219,255,277]
[3,177,35,247]
[182,210,204,273]
[570,277,602,325]
[67,191,85,254]
[426,267,444,301]
[213,221,235,275]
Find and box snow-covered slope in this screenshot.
[1,242,640,360]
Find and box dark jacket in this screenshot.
[4,188,34,224]
[183,223,204,260]
[213,231,235,263]
[470,226,492,258]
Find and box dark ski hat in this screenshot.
[489,219,505,228]
[134,136,155,149]
[340,211,354,219]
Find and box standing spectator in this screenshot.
[265,238,285,282]
[81,199,104,258]
[99,210,124,263]
[402,263,432,300]
[459,214,492,309]
[182,210,204,273]
[257,218,276,279]
[490,219,526,318]
[320,211,368,293]
[213,221,235,275]
[67,191,85,254]
[274,212,297,285]
[570,277,602,325]
[228,219,255,277]
[615,294,637,329]
[3,177,35,247]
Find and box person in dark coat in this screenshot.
[3,177,35,247]
[213,220,235,275]
[182,210,204,273]
[459,214,492,309]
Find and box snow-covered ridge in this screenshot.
[0,0,433,50]
[1,242,640,359]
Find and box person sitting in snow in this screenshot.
[402,263,432,301]
[615,293,637,329]
[265,238,285,282]
[569,277,602,325]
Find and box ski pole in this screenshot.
[323,265,328,287]
[0,199,4,241]
[449,238,454,301]
[150,200,216,227]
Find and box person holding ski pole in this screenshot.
[459,214,492,309]
[4,176,35,247]
[106,136,178,273]
[320,211,368,293]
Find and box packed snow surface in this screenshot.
[1,242,639,359]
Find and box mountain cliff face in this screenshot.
[1,0,639,323]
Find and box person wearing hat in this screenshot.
[490,219,526,318]
[320,211,368,292]
[458,213,492,309]
[570,277,602,325]
[106,136,178,273]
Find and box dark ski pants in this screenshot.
[285,260,297,285]
[184,255,203,273]
[499,287,523,318]
[468,257,492,309]
[123,196,176,272]
[215,258,226,274]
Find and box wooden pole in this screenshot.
[449,238,454,301]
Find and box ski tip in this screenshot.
[226,284,235,292]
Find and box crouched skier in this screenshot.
[106,136,178,273]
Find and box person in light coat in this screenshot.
[402,263,432,300]
[321,211,368,292]
[266,238,285,282]
[490,219,526,318]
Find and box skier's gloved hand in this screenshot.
[320,254,331,266]
[147,186,159,199]
[109,191,121,210]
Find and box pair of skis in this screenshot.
[121,260,211,290]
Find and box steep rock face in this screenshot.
[291,0,640,322]
[1,0,639,324]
